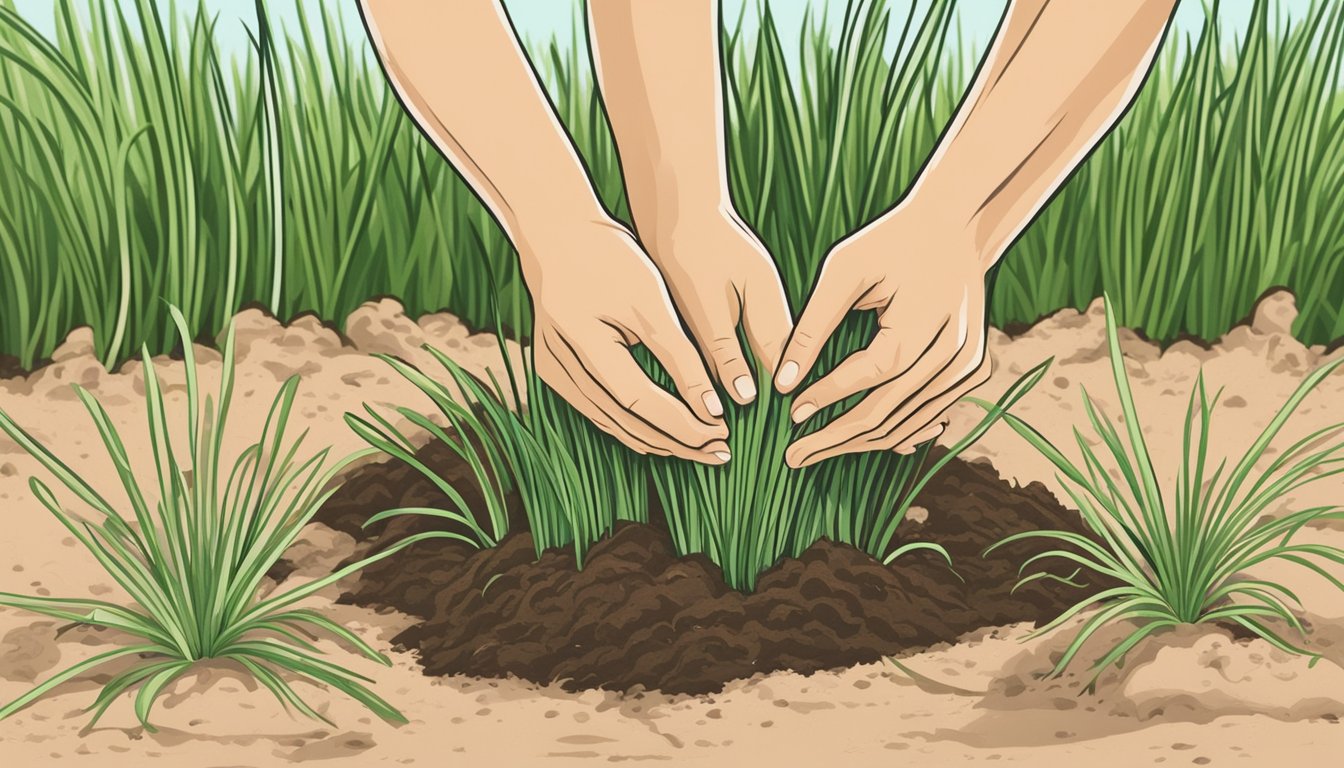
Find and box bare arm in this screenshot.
[588,0,793,403]
[908,0,1175,263]
[780,0,1177,468]
[362,0,601,253]
[360,0,730,463]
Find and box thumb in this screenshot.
[678,292,758,405]
[775,260,862,393]
[741,275,794,381]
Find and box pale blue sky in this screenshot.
[10,1,1319,67]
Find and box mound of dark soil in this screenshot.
[315,445,1103,695]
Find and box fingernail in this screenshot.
[776,361,799,389]
[713,450,732,463]
[702,390,724,418]
[733,375,757,402]
[791,402,817,424]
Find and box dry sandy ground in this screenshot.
[1,293,1342,766]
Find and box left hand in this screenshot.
[774,205,993,468]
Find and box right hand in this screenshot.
[642,206,794,404]
[520,217,731,464]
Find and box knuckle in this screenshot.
[866,358,889,381]
[709,336,743,360]
[712,351,746,370]
[791,329,820,350]
[880,341,904,371]
[682,381,712,397]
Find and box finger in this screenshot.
[785,327,982,467]
[789,319,944,424]
[894,422,947,455]
[740,274,794,379]
[669,294,756,407]
[785,333,962,461]
[539,342,731,463]
[775,259,865,394]
[644,319,737,416]
[867,290,981,425]
[876,359,991,450]
[536,351,668,457]
[788,355,989,468]
[549,329,730,450]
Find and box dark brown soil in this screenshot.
[314,445,1105,695]
[0,354,28,380]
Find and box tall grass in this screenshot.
[1,0,1342,370]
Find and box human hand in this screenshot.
[644,207,793,403]
[774,205,992,468]
[521,217,731,464]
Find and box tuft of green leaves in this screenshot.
[348,334,647,566]
[645,318,1049,592]
[0,306,460,731]
[977,296,1344,689]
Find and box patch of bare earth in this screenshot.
[0,290,1340,765]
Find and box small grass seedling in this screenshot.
[0,307,462,731]
[976,296,1344,689]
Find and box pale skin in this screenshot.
[360,0,732,464]
[359,0,1177,469]
[779,0,1177,468]
[587,0,794,405]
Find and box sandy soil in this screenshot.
[1,292,1341,765]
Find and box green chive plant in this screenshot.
[0,307,462,731]
[347,327,648,566]
[647,318,1049,591]
[978,297,1344,689]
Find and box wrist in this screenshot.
[633,195,738,258]
[515,209,632,278]
[887,188,1002,275]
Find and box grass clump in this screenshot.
[0,307,458,731]
[978,297,1344,688]
[347,327,647,566]
[647,319,1049,592]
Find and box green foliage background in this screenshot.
[0,0,1341,369]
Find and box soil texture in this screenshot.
[321,445,1104,694]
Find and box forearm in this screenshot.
[587,0,729,247]
[360,0,610,257]
[899,0,1177,266]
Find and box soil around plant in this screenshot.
[316,444,1109,695]
[0,353,31,380]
